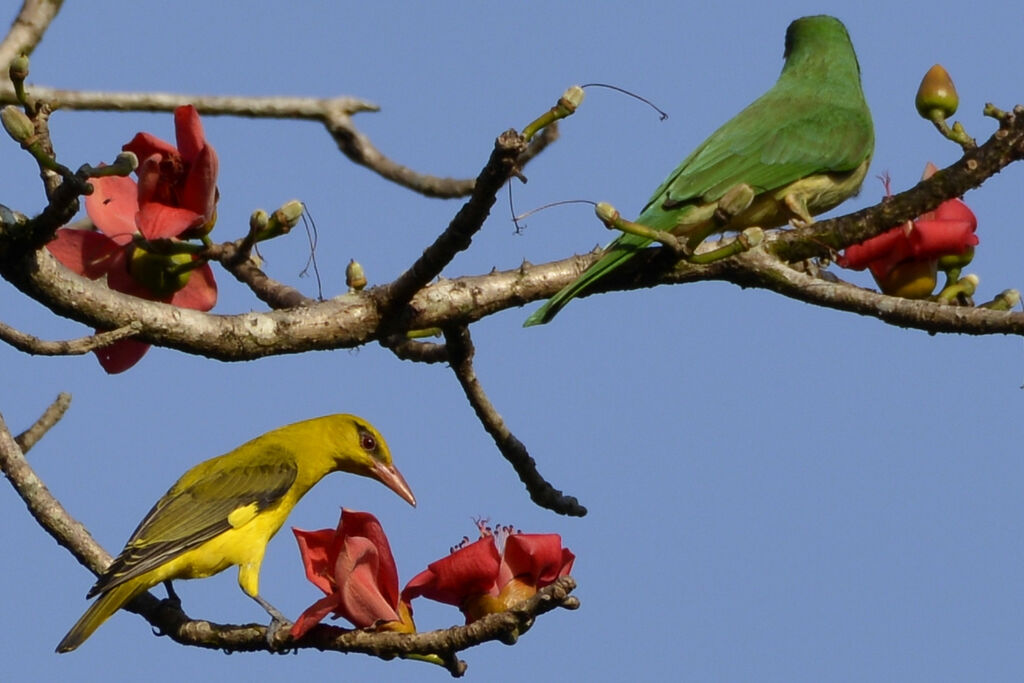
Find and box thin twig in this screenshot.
[380,335,450,364]
[0,86,489,199]
[14,390,69,453]
[0,401,112,575]
[206,241,314,308]
[443,326,587,516]
[0,320,141,355]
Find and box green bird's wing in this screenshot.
[643,91,873,219]
[88,451,298,597]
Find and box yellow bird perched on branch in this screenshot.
[56,414,416,653]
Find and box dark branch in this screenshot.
[443,326,587,516]
[14,390,68,453]
[374,130,528,323]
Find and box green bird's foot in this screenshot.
[687,227,764,264]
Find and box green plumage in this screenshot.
[525,15,874,326]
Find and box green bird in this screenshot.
[524,15,873,326]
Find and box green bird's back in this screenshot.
[524,15,873,326]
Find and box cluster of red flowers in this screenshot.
[47,105,219,373]
[838,163,978,298]
[290,510,574,638]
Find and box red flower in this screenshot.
[839,163,978,298]
[46,105,218,373]
[401,521,575,623]
[124,104,219,238]
[291,509,415,639]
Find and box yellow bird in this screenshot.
[56,414,415,653]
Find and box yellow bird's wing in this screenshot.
[88,456,298,598]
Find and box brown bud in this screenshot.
[915,64,959,120]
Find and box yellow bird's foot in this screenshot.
[252,593,294,650]
[162,580,182,608]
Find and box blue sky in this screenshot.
[3,2,1024,681]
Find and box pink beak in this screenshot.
[371,461,416,507]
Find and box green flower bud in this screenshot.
[8,54,28,82]
[916,64,959,120]
[249,209,269,233]
[981,289,1021,311]
[1,105,34,144]
[346,259,367,291]
[267,200,304,235]
[559,85,585,113]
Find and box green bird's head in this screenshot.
[784,15,861,80]
[323,414,417,507]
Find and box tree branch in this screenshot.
[0,86,490,198]
[444,326,587,517]
[773,104,1024,261]
[13,389,68,452]
[0,319,141,356]
[0,0,62,71]
[375,130,527,322]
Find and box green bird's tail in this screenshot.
[523,234,652,327]
[56,581,146,653]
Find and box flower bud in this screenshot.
[8,54,28,82]
[346,259,367,291]
[262,200,304,238]
[1,105,34,144]
[981,289,1021,311]
[915,64,958,121]
[559,85,585,113]
[249,209,268,233]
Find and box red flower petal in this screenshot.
[907,217,978,257]
[334,535,401,628]
[94,337,151,374]
[122,131,177,163]
[169,262,218,311]
[293,527,339,595]
[173,105,206,162]
[401,536,501,606]
[46,229,121,279]
[290,594,343,640]
[136,202,204,240]
[501,534,575,587]
[180,144,218,221]
[339,510,401,611]
[85,175,139,244]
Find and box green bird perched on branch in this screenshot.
[524,15,874,326]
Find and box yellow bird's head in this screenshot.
[325,415,416,507]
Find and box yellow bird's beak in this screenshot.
[371,461,416,507]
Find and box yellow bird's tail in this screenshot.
[56,582,145,653]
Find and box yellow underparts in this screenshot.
[56,494,299,652]
[672,156,872,242]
